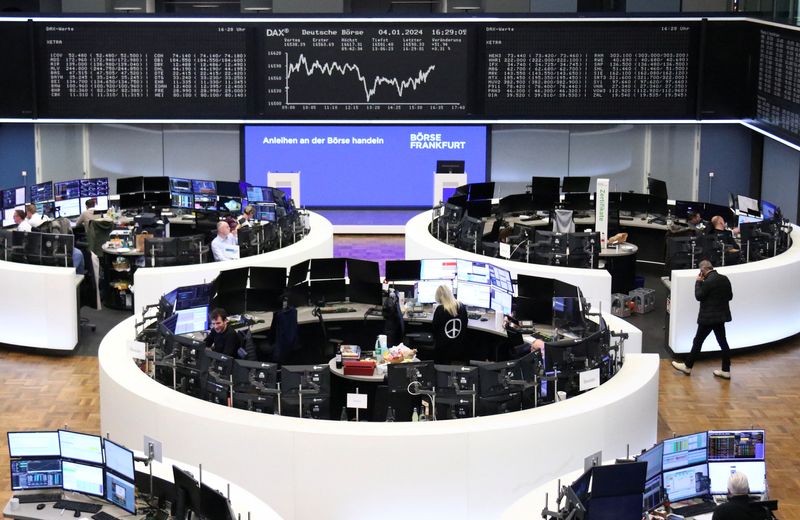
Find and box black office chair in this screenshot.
[263,305,300,364]
[76,242,99,333]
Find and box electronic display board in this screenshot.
[756,26,800,144]
[0,22,35,117]
[482,22,699,118]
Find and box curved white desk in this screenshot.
[406,210,613,312]
[99,316,655,520]
[0,261,81,351]
[133,212,334,319]
[668,224,800,353]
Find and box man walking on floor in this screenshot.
[672,259,734,379]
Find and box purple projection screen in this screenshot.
[243,125,487,207]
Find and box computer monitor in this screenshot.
[171,193,194,209]
[172,465,201,520]
[434,364,479,418]
[8,431,61,457]
[416,279,452,305]
[206,350,234,381]
[347,281,382,305]
[384,259,421,282]
[144,237,178,258]
[663,463,710,502]
[191,179,217,196]
[249,266,287,292]
[119,192,144,211]
[563,192,594,212]
[346,258,380,284]
[643,474,663,512]
[618,192,651,215]
[255,203,276,223]
[61,460,104,497]
[534,230,568,254]
[199,482,236,520]
[737,195,760,216]
[232,393,277,414]
[488,264,512,292]
[499,193,536,214]
[53,180,80,201]
[58,430,103,464]
[281,365,330,395]
[420,258,458,280]
[457,281,491,310]
[310,258,346,280]
[561,176,591,193]
[288,259,310,286]
[491,287,512,315]
[552,296,584,331]
[456,259,490,284]
[173,306,209,335]
[387,361,435,392]
[708,461,766,495]
[36,201,56,218]
[103,438,134,481]
[214,180,239,198]
[637,443,664,481]
[143,176,170,192]
[760,200,778,220]
[648,177,668,199]
[468,182,495,201]
[232,360,279,393]
[117,177,144,195]
[29,181,53,203]
[143,191,172,209]
[436,160,465,173]
[81,178,109,197]
[175,283,214,310]
[1,186,25,209]
[310,279,347,304]
[168,177,192,194]
[55,198,81,218]
[707,429,765,461]
[80,195,109,212]
[218,197,242,213]
[662,431,708,472]
[10,459,62,490]
[531,176,560,208]
[217,266,249,293]
[104,471,136,514]
[591,462,648,498]
[245,185,273,203]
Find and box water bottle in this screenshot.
[385,406,395,422]
[419,410,428,422]
[411,407,419,422]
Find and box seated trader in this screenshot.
[708,215,741,264]
[204,308,241,358]
[13,209,31,232]
[75,198,99,228]
[211,220,239,261]
[712,472,771,520]
[25,203,48,228]
[432,284,468,365]
[237,205,256,228]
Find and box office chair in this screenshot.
[264,305,300,364]
[76,243,99,333]
[551,209,575,233]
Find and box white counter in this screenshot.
[0,260,80,351]
[669,224,800,353]
[133,211,334,319]
[99,316,656,520]
[405,210,613,312]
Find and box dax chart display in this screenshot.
[260,24,473,117]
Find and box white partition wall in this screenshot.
[267,171,301,207]
[405,210,613,311]
[100,317,658,520]
[433,172,467,205]
[133,211,333,319]
[669,224,800,353]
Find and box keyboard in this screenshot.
[672,500,716,517]
[467,313,483,320]
[407,312,428,319]
[92,512,121,520]
[15,492,61,503]
[319,307,356,314]
[53,500,103,514]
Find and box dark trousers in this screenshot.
[686,323,731,371]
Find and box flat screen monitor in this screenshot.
[171,193,194,209]
[280,365,330,395]
[2,186,25,208]
[191,179,217,196]
[142,176,170,192]
[36,201,56,218]
[663,463,710,502]
[55,198,81,218]
[416,279,452,305]
[436,160,465,173]
[169,177,193,194]
[648,177,668,199]
[563,192,594,211]
[288,259,309,287]
[2,207,20,227]
[517,274,554,299]
[457,280,491,310]
[456,259,490,284]
[29,181,53,203]
[8,431,61,457]
[116,176,143,195]
[172,465,201,520]
[249,266,286,291]
[216,180,241,198]
[246,185,272,203]
[10,459,62,490]
[78,178,107,198]
[591,462,647,498]
[488,264,512,293]
[384,259,421,282]
[643,474,663,512]
[738,195,760,216]
[61,460,104,497]
[761,200,778,220]
[310,258,346,280]
[174,306,209,335]
[468,182,495,201]
[561,176,591,193]
[232,360,279,392]
[708,461,766,495]
[199,483,235,520]
[80,195,109,212]
[420,258,458,280]
[552,296,584,331]
[387,361,435,391]
[103,438,134,481]
[707,429,765,461]
[348,281,382,305]
[619,192,651,215]
[309,279,347,303]
[105,472,136,514]
[143,191,171,208]
[219,197,242,213]
[58,430,103,464]
[217,266,249,292]
[490,288,512,315]
[119,192,144,211]
[662,431,708,472]
[499,193,536,214]
[346,258,380,284]
[531,176,560,207]
[637,443,664,481]
[255,203,276,222]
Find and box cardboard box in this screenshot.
[343,360,376,377]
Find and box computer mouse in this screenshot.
[36,504,46,510]
[74,510,81,518]
[480,317,488,322]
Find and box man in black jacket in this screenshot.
[205,308,241,358]
[672,259,734,379]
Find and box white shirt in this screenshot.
[27,213,45,228]
[211,233,239,261]
[16,219,32,232]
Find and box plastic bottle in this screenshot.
[340,407,348,421]
[385,406,395,422]
[419,410,428,422]
[411,407,419,422]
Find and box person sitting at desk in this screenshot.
[670,210,705,234]
[432,284,469,365]
[712,472,771,520]
[25,203,48,228]
[211,220,239,261]
[237,205,256,228]
[204,308,241,358]
[504,313,546,359]
[75,198,99,228]
[13,209,31,232]
[708,215,741,264]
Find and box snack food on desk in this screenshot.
[383,344,416,363]
[340,344,361,360]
